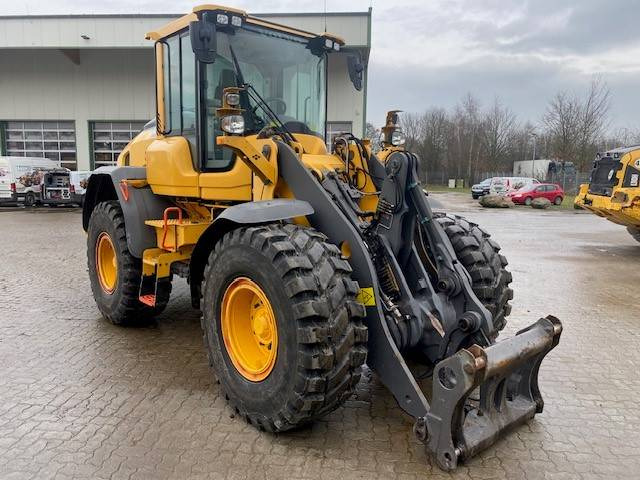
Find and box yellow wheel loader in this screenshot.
[575,146,640,242]
[82,5,562,470]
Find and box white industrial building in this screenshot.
[0,10,371,171]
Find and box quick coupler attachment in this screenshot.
[414,316,562,470]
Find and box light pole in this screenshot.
[530,133,537,179]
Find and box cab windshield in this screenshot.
[202,25,326,168]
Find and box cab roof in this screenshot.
[145,4,345,45]
[599,145,640,157]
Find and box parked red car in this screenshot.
[507,183,564,205]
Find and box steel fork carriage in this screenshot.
[416,316,562,470]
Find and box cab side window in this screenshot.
[162,33,197,162]
[181,35,196,133]
[163,35,181,133]
[202,58,236,170]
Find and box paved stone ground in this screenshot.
[1,199,639,480]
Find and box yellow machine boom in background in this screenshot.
[575,146,640,242]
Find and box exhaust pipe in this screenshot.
[414,316,562,470]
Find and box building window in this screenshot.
[2,121,77,169]
[326,121,352,149]
[91,121,146,168]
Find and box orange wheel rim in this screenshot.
[221,277,278,382]
[96,232,117,294]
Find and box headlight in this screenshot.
[224,92,240,107]
[324,38,334,49]
[216,14,229,25]
[391,130,406,146]
[231,16,242,27]
[221,115,244,134]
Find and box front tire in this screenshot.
[87,201,171,325]
[201,224,367,432]
[554,196,563,205]
[524,197,533,206]
[435,214,513,338]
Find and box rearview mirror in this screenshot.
[190,13,217,64]
[347,53,364,91]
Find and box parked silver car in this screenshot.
[471,178,492,199]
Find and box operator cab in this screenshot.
[588,146,640,196]
[146,5,364,172]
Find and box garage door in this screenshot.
[91,121,146,168]
[1,121,77,170]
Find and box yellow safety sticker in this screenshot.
[356,287,376,306]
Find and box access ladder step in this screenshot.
[139,294,156,307]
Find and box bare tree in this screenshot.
[460,94,482,179]
[367,78,613,186]
[418,108,449,182]
[576,77,611,169]
[364,122,380,152]
[448,93,482,179]
[400,112,423,153]
[544,77,611,170]
[481,98,517,170]
[543,90,581,163]
[608,127,640,149]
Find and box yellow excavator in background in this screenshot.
[575,146,640,242]
[81,5,562,470]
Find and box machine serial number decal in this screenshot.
[356,287,376,306]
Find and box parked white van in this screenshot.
[489,176,539,195]
[0,156,67,206]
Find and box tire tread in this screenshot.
[201,223,367,432]
[87,201,171,325]
[435,213,512,336]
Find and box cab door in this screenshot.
[146,31,199,197]
[196,54,252,201]
[544,185,555,201]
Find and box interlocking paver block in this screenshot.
[0,204,639,479]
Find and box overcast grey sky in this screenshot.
[2,0,639,130]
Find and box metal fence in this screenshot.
[546,171,591,195]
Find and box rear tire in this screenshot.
[435,214,513,338]
[24,192,36,207]
[201,224,367,432]
[554,196,563,205]
[87,201,171,325]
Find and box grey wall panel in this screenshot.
[0,17,173,48]
[0,48,155,169]
[0,13,369,49]
[327,53,365,138]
